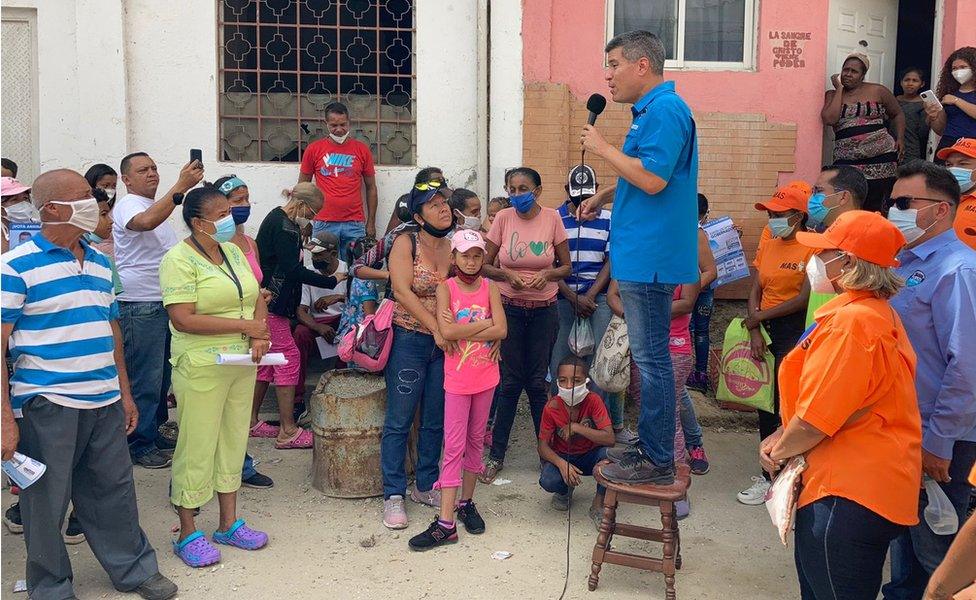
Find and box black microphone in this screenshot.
[586,93,607,126]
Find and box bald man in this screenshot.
[1,170,177,600]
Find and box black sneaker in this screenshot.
[601,449,675,485]
[3,502,22,534]
[64,511,85,544]
[154,436,176,455]
[408,519,458,551]
[242,471,275,489]
[455,501,485,534]
[606,443,640,463]
[132,450,172,469]
[134,573,178,600]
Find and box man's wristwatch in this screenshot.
[173,193,184,206]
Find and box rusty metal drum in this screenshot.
[310,369,387,498]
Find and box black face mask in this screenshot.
[418,215,455,238]
[312,259,333,272]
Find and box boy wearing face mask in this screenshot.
[448,188,483,231]
[538,356,615,530]
[937,137,976,250]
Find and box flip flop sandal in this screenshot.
[212,519,268,551]
[173,531,221,568]
[275,427,313,449]
[249,421,280,438]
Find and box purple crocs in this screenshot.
[212,519,268,550]
[173,531,221,568]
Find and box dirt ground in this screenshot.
[1,410,799,600]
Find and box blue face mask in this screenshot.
[948,166,975,193]
[768,215,797,238]
[230,205,251,225]
[807,191,844,229]
[204,214,237,243]
[509,189,538,214]
[84,232,104,244]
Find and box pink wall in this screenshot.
[523,0,831,183]
[941,0,976,67]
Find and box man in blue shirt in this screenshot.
[1,170,177,600]
[883,161,976,599]
[579,30,699,484]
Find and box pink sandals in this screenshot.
[249,421,279,438]
[275,427,313,449]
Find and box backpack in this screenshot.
[338,298,395,372]
[590,315,631,393]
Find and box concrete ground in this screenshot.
[0,388,801,600]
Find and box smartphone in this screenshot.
[920,90,943,110]
[190,148,203,167]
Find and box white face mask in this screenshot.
[557,379,590,407]
[454,210,481,231]
[3,201,39,223]
[887,204,941,245]
[952,67,973,85]
[329,132,349,144]
[48,198,100,232]
[805,253,847,294]
[102,188,116,202]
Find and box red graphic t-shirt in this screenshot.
[539,392,611,455]
[300,137,376,223]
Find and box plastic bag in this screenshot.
[716,318,775,413]
[923,476,959,535]
[590,315,630,393]
[568,317,595,357]
[765,455,807,545]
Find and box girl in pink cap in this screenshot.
[408,229,507,551]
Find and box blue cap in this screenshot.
[408,187,447,216]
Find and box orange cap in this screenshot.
[755,181,812,213]
[935,137,976,160]
[795,210,906,267]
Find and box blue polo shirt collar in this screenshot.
[632,81,676,117]
[901,229,957,262]
[32,230,96,257]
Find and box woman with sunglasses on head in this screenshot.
[479,167,572,483]
[384,167,447,235]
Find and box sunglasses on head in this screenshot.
[415,179,447,192]
[885,195,945,211]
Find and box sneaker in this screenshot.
[614,428,639,446]
[686,371,710,393]
[3,503,22,534]
[736,476,771,506]
[241,471,274,489]
[155,436,176,455]
[409,486,441,508]
[383,495,408,530]
[134,573,178,600]
[601,450,675,485]
[64,511,85,545]
[687,445,710,475]
[455,501,485,534]
[606,443,640,463]
[132,450,171,469]
[408,518,458,551]
[551,489,573,511]
[158,420,179,444]
[676,498,691,521]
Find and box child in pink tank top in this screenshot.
[409,230,507,551]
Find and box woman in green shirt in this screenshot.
[159,186,271,567]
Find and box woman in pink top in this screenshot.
[481,167,572,482]
[408,230,507,551]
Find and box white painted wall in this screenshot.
[488,0,523,197]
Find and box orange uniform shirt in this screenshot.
[955,193,976,250]
[779,290,922,526]
[753,236,815,311]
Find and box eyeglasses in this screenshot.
[415,179,447,192]
[886,195,945,211]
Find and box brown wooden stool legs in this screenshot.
[588,488,618,591]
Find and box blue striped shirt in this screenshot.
[1,232,120,413]
[557,203,611,294]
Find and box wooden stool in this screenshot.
[588,462,691,600]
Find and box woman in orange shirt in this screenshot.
[762,211,922,600]
[738,181,814,506]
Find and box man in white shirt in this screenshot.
[113,152,202,468]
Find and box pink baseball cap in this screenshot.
[451,229,486,253]
[1,177,30,197]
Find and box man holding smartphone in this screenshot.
[113,152,203,469]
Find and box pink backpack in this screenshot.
[338,298,395,372]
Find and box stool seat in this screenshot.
[594,462,691,502]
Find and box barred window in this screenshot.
[218,0,415,165]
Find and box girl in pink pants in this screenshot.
[408,230,508,551]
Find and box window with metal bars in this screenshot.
[218,0,415,165]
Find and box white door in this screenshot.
[826,0,899,87]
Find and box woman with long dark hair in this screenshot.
[927,47,976,160]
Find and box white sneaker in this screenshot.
[736,476,771,505]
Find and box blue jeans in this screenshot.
[539,446,609,496]
[380,326,445,499]
[617,281,676,468]
[312,220,366,262]
[119,301,172,458]
[689,286,714,374]
[678,386,704,448]
[796,496,905,600]
[242,454,256,480]
[549,295,618,425]
[883,441,976,600]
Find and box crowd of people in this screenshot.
[0,32,974,600]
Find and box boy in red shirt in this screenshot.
[538,356,615,529]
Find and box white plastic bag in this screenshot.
[590,315,630,393]
[765,455,807,545]
[923,476,959,535]
[568,317,595,357]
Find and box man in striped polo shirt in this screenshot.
[1,170,177,600]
